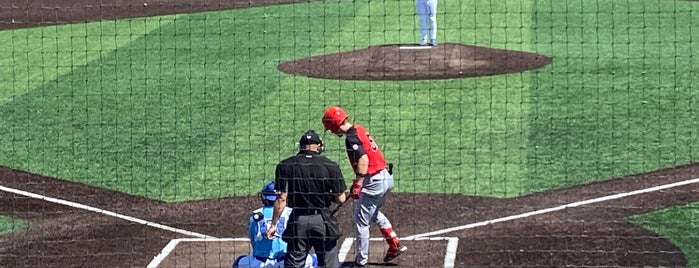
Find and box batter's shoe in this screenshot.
[383,245,408,262]
[419,39,429,46]
[429,39,437,46]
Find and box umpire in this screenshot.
[267,130,347,268]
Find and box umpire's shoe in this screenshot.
[383,245,408,262]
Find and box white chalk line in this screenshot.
[399,46,433,50]
[0,185,215,239]
[155,236,457,268]
[338,236,354,262]
[7,176,698,267]
[444,237,459,268]
[147,238,249,268]
[338,236,458,268]
[406,177,699,239]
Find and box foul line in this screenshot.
[406,177,699,239]
[147,238,249,268]
[8,176,699,267]
[0,185,215,239]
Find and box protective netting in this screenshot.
[0,0,697,267]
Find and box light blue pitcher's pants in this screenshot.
[416,0,438,41]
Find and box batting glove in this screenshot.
[350,181,362,199]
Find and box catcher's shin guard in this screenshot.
[232,255,246,268]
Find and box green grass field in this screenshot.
[629,202,699,268]
[0,0,697,264]
[0,215,29,235]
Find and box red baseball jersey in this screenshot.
[344,125,387,175]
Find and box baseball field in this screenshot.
[0,0,698,267]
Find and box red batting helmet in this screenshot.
[322,106,348,133]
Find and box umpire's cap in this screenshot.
[299,130,323,146]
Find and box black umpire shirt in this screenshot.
[275,150,345,214]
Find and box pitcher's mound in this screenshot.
[277,43,552,80]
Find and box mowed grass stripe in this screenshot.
[527,0,699,193]
[176,2,363,200]
[0,8,309,199]
[183,0,536,200]
[528,1,699,265]
[0,16,179,104]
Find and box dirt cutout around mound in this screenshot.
[2,1,552,81]
[278,44,552,80]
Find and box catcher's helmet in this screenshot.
[260,181,276,202]
[322,106,348,133]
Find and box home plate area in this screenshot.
[147,237,458,268]
[339,237,458,268]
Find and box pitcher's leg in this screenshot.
[416,0,429,41]
[428,0,438,40]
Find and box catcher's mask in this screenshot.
[259,181,276,206]
[299,129,325,154]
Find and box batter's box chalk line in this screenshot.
[147,238,249,268]
[147,237,459,268]
[7,176,698,268]
[338,236,458,268]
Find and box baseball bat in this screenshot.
[331,191,351,215]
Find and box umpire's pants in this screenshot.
[284,214,340,268]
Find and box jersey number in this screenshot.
[366,133,378,152]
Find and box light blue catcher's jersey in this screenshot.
[248,206,292,260]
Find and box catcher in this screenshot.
[232,181,318,268]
